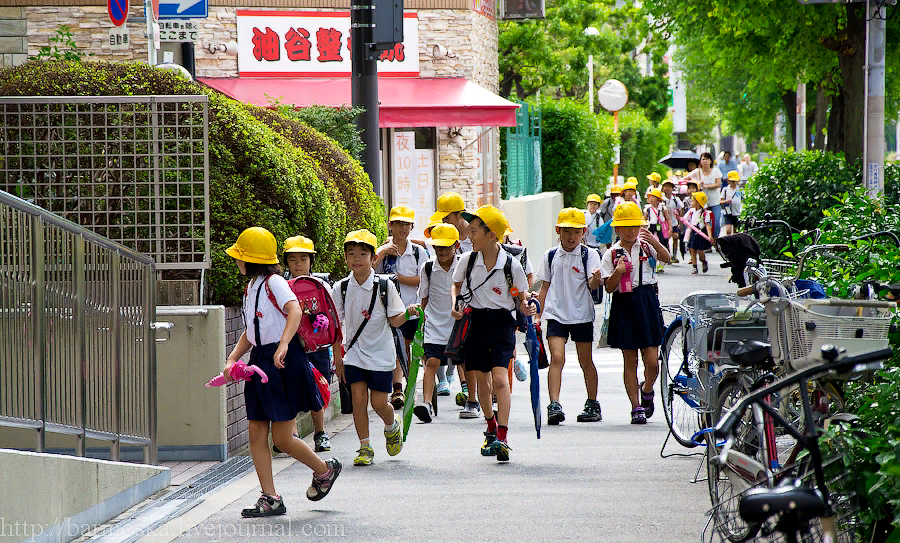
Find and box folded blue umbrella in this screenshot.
[525,300,542,439]
[593,219,613,245]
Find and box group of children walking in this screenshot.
[222,188,673,517]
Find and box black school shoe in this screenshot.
[241,493,286,517]
[547,402,565,425]
[576,399,602,422]
[639,382,655,419]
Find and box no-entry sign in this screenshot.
[108,0,129,26]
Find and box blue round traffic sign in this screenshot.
[108,0,129,27]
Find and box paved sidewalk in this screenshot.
[148,254,734,543]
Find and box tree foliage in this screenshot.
[499,0,670,124]
[646,0,900,162]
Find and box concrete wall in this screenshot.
[155,306,228,461]
[501,192,564,273]
[0,449,168,543]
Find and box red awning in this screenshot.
[198,77,519,127]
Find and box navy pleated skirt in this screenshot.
[244,336,324,422]
[608,285,664,350]
[687,232,712,251]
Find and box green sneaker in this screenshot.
[384,417,403,456]
[353,446,374,466]
[455,391,468,407]
[480,431,497,456]
[492,439,511,462]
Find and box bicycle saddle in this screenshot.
[728,339,772,368]
[739,485,827,524]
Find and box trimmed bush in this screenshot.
[0,60,384,306]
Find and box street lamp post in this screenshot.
[584,27,599,113]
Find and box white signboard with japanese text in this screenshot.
[159,19,200,42]
[392,131,434,240]
[236,10,418,77]
[474,127,496,207]
[107,27,130,49]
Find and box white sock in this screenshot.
[385,418,398,431]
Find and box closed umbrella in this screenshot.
[402,307,426,441]
[525,300,542,439]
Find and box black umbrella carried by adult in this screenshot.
[658,149,701,170]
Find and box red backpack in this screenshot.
[264,276,342,352]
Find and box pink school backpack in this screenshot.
[264,276,343,353]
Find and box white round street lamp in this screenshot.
[597,79,629,185]
[583,26,599,112]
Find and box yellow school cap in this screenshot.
[611,202,648,227]
[649,188,664,200]
[727,170,741,181]
[226,227,278,265]
[344,229,378,251]
[430,192,466,221]
[693,192,709,206]
[427,224,460,247]
[556,208,587,228]
[388,206,415,223]
[283,235,316,254]
[461,205,508,240]
[647,172,662,183]
[586,193,603,204]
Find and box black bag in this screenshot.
[444,297,472,362]
[339,380,353,414]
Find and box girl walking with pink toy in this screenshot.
[599,203,669,425]
[222,227,341,518]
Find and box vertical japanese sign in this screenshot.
[392,131,434,239]
[236,10,418,77]
[474,127,495,206]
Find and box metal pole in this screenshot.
[145,0,156,65]
[351,0,381,196]
[612,110,620,185]
[74,238,86,457]
[588,54,594,113]
[146,265,158,464]
[866,0,886,197]
[111,252,121,462]
[32,217,46,453]
[796,82,806,151]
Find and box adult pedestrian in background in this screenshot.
[738,153,758,186]
[684,152,723,239]
[716,151,738,188]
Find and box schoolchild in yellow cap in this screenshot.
[225,227,340,518]
[413,223,461,423]
[643,189,670,268]
[333,229,419,466]
[375,206,425,409]
[535,209,604,426]
[281,234,335,454]
[720,170,743,236]
[451,206,536,462]
[685,192,714,273]
[599,203,670,425]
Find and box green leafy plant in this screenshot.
[268,97,365,162]
[29,25,92,62]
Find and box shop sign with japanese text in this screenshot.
[392,131,434,239]
[159,19,199,42]
[236,10,418,77]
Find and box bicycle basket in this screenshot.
[760,259,796,282]
[766,299,894,372]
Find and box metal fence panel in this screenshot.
[0,96,210,270]
[505,101,542,198]
[0,189,159,463]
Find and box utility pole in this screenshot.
[351,0,381,196]
[864,0,886,198]
[796,82,806,151]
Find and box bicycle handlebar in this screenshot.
[851,231,900,248]
[714,346,893,440]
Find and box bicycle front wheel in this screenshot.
[660,318,703,448]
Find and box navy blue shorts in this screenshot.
[546,319,593,343]
[399,318,419,341]
[307,349,333,383]
[463,308,516,373]
[423,342,449,366]
[343,364,394,393]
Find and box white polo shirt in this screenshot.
[243,275,298,347]
[599,240,659,290]
[452,249,529,311]
[457,237,473,254]
[664,195,679,226]
[536,244,602,324]
[375,241,423,307]
[333,270,406,371]
[418,256,458,345]
[645,203,666,225]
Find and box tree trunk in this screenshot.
[781,90,797,148]
[826,90,845,154]
[813,84,829,150]
[838,4,866,163]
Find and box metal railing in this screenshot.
[0,189,168,464]
[0,96,210,271]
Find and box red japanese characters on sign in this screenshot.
[237,11,419,76]
[392,131,435,240]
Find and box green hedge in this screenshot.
[742,151,900,257]
[534,98,673,208]
[0,60,385,306]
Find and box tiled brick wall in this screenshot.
[224,306,250,456]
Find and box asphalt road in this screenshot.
[165,252,736,543]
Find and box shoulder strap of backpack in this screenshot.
[547,248,558,280]
[264,275,288,318]
[580,245,590,284]
[340,277,349,306]
[378,277,389,311]
[502,252,520,309]
[413,244,421,265]
[424,260,434,282]
[464,251,479,296]
[345,278,381,353]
